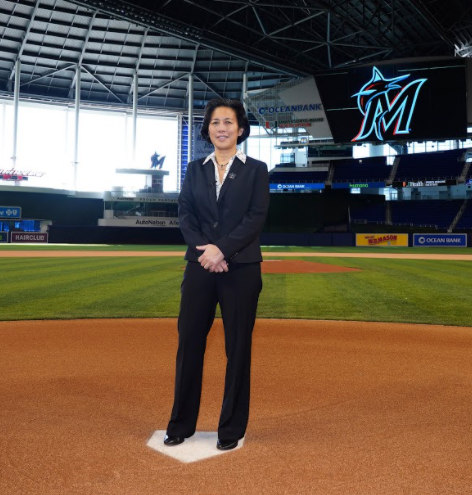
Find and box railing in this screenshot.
[350,220,388,225]
[115,210,178,218]
[331,177,388,183]
[269,179,326,184]
[390,222,439,228]
[394,175,459,181]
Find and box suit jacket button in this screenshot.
[213,222,218,228]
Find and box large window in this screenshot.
[0,98,178,193]
[246,125,283,170]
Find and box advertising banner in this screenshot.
[11,232,48,243]
[332,182,385,189]
[0,231,8,243]
[103,192,178,203]
[0,206,21,219]
[193,123,214,161]
[98,217,179,228]
[270,183,325,191]
[356,233,408,247]
[413,234,467,247]
[278,77,333,140]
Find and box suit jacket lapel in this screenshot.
[218,157,243,204]
[203,160,219,217]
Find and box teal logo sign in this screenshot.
[0,206,21,219]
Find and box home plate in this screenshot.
[147,431,245,463]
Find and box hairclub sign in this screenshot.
[11,232,48,243]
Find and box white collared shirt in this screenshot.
[203,148,247,200]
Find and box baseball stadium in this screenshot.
[1,1,472,494]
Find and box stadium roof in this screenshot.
[0,0,471,112]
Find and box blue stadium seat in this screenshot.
[455,200,472,229]
[350,203,386,223]
[269,170,328,183]
[332,157,391,182]
[395,149,464,181]
[390,200,462,229]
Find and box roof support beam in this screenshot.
[252,6,267,36]
[327,12,332,68]
[139,72,188,100]
[334,48,392,68]
[8,0,41,83]
[69,0,305,76]
[81,65,125,103]
[128,27,149,102]
[266,10,325,37]
[210,1,328,10]
[69,11,97,97]
[186,44,199,99]
[20,64,76,86]
[193,74,224,99]
[210,4,249,29]
[404,0,456,50]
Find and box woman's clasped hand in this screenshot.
[196,244,228,272]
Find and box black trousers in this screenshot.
[166,261,262,441]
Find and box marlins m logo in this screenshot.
[351,67,427,142]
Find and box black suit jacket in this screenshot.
[179,155,270,263]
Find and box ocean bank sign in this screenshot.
[258,103,322,115]
[270,183,325,191]
[413,234,467,247]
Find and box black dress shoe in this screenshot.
[163,434,185,446]
[216,439,238,451]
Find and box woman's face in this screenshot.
[208,106,243,153]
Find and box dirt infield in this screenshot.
[1,317,471,495]
[1,249,472,261]
[1,248,471,494]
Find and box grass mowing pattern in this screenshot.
[1,245,472,254]
[1,256,471,326]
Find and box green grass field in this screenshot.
[1,247,471,326]
[1,243,472,254]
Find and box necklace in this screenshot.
[217,161,229,169]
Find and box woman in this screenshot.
[164,98,270,451]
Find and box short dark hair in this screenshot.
[200,98,250,145]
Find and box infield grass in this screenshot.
[1,254,471,326]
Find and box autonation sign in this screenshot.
[413,234,467,247]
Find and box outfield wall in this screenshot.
[46,227,472,247]
[48,226,185,244]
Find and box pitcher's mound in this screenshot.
[262,259,362,274]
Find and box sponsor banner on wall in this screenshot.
[332,182,385,189]
[0,231,8,243]
[356,233,409,247]
[270,183,325,191]
[413,234,467,247]
[98,217,179,228]
[0,206,21,219]
[278,77,333,140]
[11,232,48,243]
[193,123,214,161]
[104,192,178,203]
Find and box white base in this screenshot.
[146,430,245,463]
